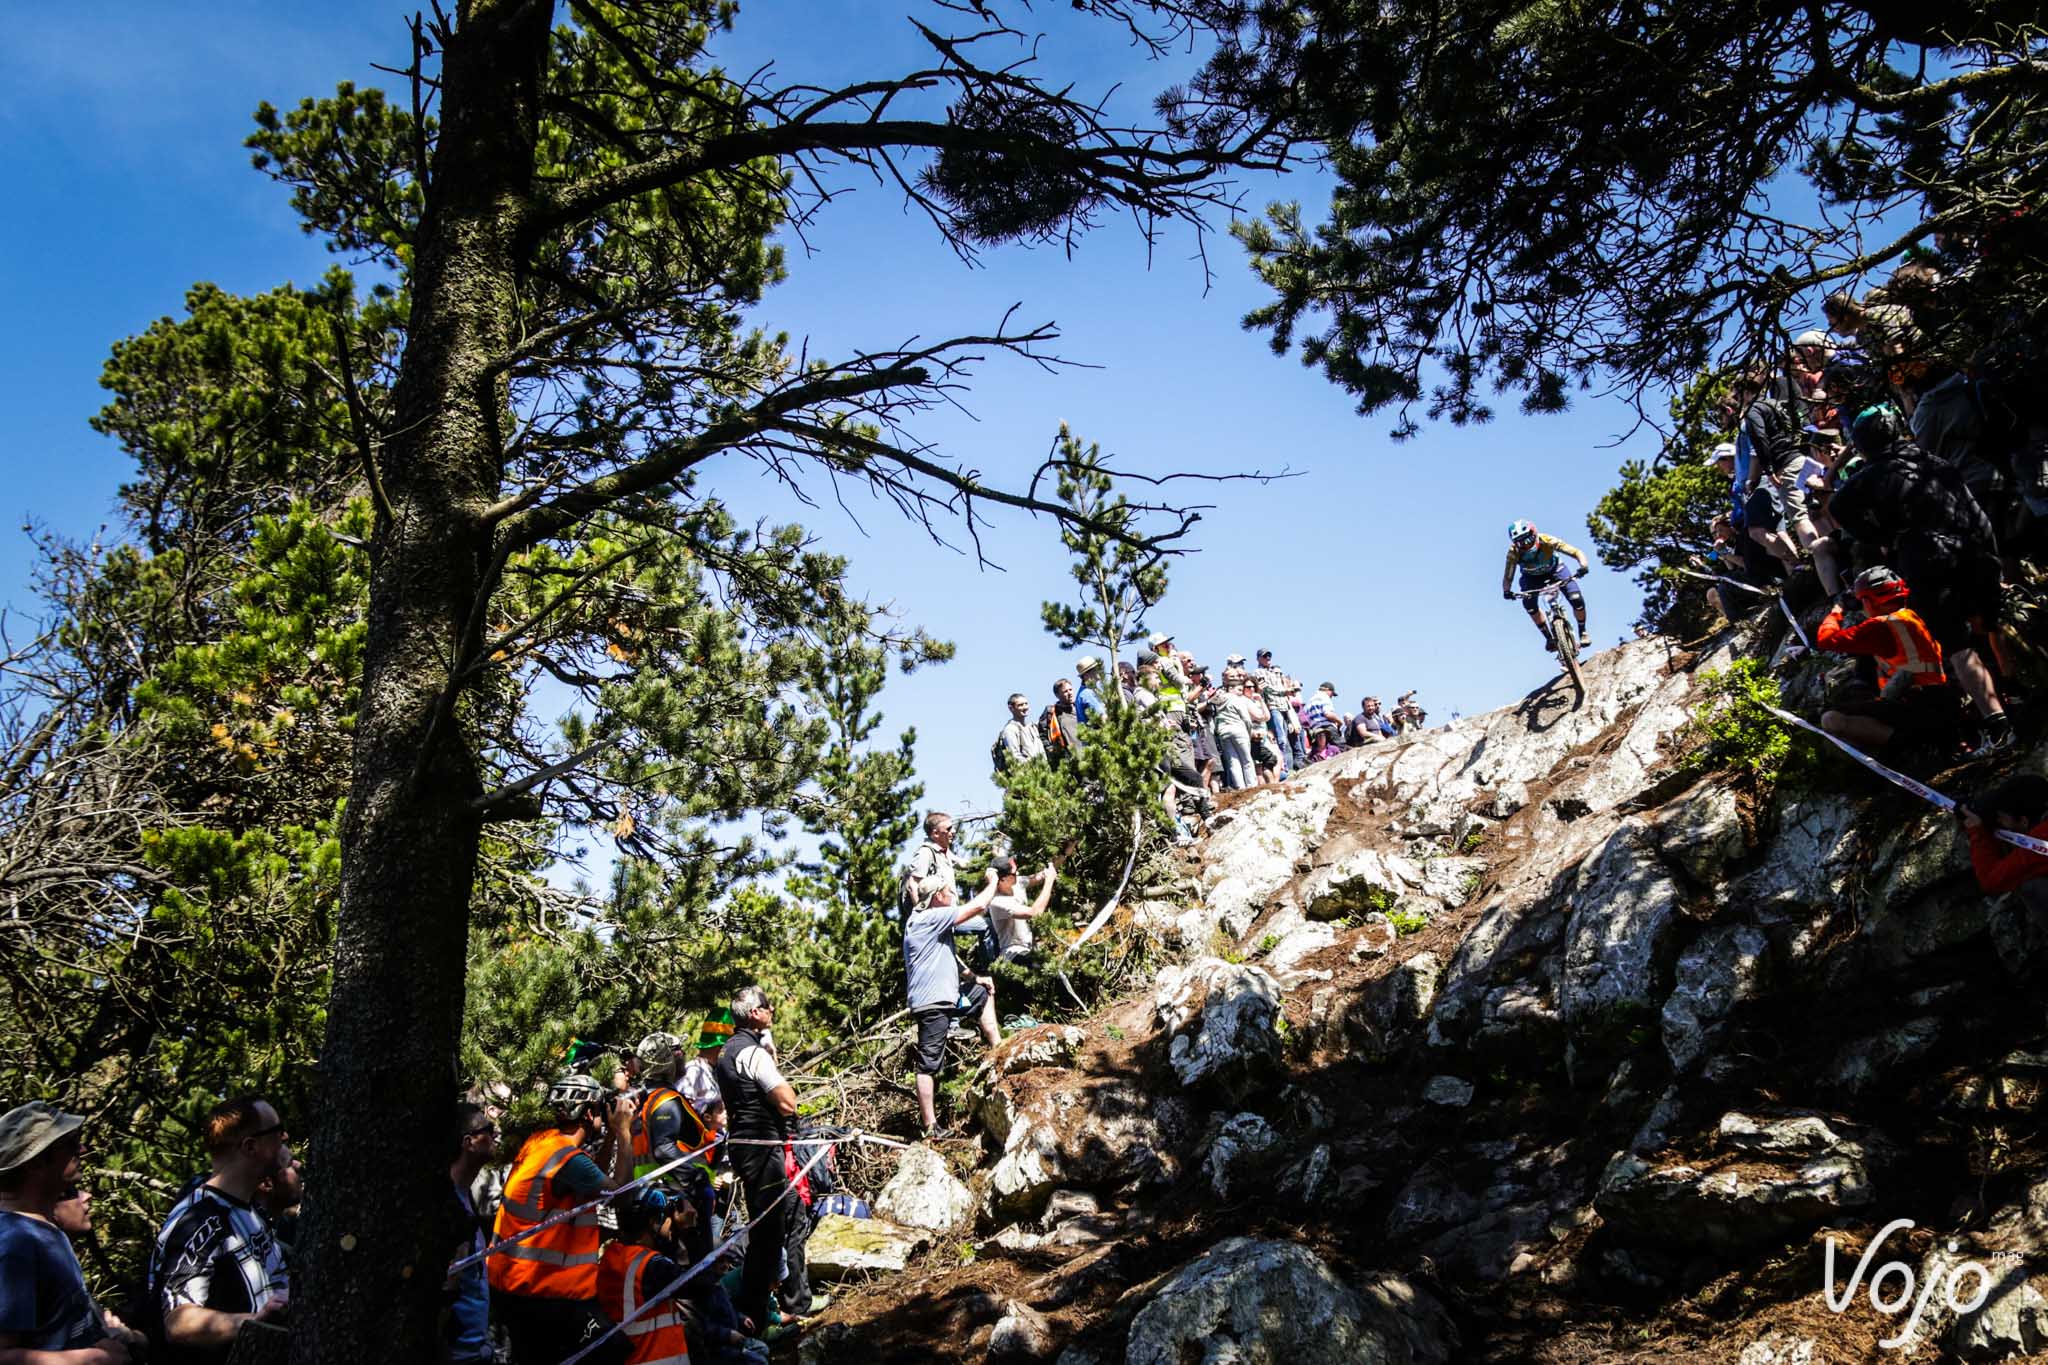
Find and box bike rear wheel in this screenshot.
[1551,611,1584,692]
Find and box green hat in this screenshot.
[696,1009,735,1051]
[0,1101,83,1172]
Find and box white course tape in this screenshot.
[1064,810,1143,957]
[449,1138,721,1274]
[560,1139,835,1365]
[721,1131,910,1151]
[1778,595,1815,651]
[1763,703,2047,858]
[1669,565,1775,597]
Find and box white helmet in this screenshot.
[635,1032,681,1083]
[547,1071,607,1113]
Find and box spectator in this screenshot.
[1748,363,1846,596]
[899,811,957,916]
[1043,679,1081,762]
[1720,371,1809,578]
[1712,443,1787,590]
[487,1074,634,1365]
[903,872,1004,1135]
[994,693,1046,773]
[1814,566,1956,752]
[1349,697,1395,745]
[711,988,816,1339]
[1147,633,1190,694]
[1132,657,1161,710]
[0,1101,130,1364]
[595,1187,697,1365]
[1689,514,1763,623]
[50,1175,144,1358]
[1204,679,1264,791]
[441,1103,496,1365]
[987,859,1056,962]
[681,1013,732,1136]
[1392,691,1428,733]
[1302,681,1340,736]
[149,1095,294,1365]
[1789,329,1835,409]
[1073,659,1107,724]
[1830,406,2015,755]
[627,1032,713,1181]
[1252,649,1294,778]
[1824,289,1946,415]
[1958,776,2048,899]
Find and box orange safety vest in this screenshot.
[632,1088,717,1179]
[488,1128,601,1299]
[597,1242,691,1365]
[1818,604,1947,693]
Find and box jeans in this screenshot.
[1266,710,1292,777]
[1215,733,1253,789]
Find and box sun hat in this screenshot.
[0,1102,83,1172]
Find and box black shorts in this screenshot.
[1743,485,1782,531]
[911,983,989,1076]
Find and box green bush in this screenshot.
[1681,658,1790,784]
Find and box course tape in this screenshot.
[1778,595,1815,651]
[449,1138,722,1274]
[561,1139,836,1365]
[1667,566,1815,651]
[1763,702,2048,858]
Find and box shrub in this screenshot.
[1681,658,1790,784]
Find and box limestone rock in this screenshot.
[1206,1112,1281,1200]
[1154,959,1284,1099]
[1557,820,1685,1043]
[1195,776,1342,943]
[1824,1016,1943,1097]
[993,1025,1087,1076]
[1423,1075,1474,1107]
[984,1074,1194,1222]
[1596,1111,1890,1250]
[1124,1237,1454,1365]
[1662,924,1770,1072]
[805,1214,931,1279]
[1264,921,1339,984]
[874,1143,974,1231]
[1654,783,1745,884]
[991,1300,1058,1358]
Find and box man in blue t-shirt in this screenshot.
[903,870,1004,1135]
[0,1100,129,1364]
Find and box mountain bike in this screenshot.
[1517,581,1584,693]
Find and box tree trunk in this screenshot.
[293,6,550,1362]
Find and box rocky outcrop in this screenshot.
[813,626,2048,1364]
[875,1144,974,1231]
[806,1214,931,1279]
[1123,1237,1454,1365]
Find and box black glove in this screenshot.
[1501,588,1514,600]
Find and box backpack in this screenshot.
[1039,706,1071,753]
[991,734,1011,775]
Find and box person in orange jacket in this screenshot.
[490,1072,634,1365]
[1957,775,2048,898]
[1815,566,1957,751]
[595,1187,697,1365]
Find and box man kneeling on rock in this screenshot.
[903,869,1004,1136]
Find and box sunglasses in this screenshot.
[246,1123,289,1142]
[466,1124,499,1139]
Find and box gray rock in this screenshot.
[1557,821,1685,1043]
[1662,923,1771,1071]
[984,1075,1194,1222]
[1278,1143,1331,1202]
[1824,1016,1943,1096]
[874,1143,974,1231]
[1042,1189,1101,1227]
[1154,959,1284,1099]
[805,1214,931,1279]
[1596,1110,1890,1251]
[1387,1168,1481,1243]
[1655,783,1745,883]
[1206,1112,1282,1200]
[991,1301,1058,1358]
[1735,1332,1817,1365]
[992,1025,1088,1075]
[1423,1075,1474,1107]
[1124,1237,1454,1365]
[1264,921,1339,984]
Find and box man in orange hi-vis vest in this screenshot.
[595,1187,695,1365]
[489,1072,634,1365]
[1816,565,1956,752]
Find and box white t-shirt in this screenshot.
[731,1037,788,1092]
[679,1056,722,1113]
[988,892,1034,956]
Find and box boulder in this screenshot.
[984,1074,1195,1222]
[1154,959,1284,1099]
[1206,1112,1282,1200]
[1124,1237,1454,1365]
[1654,783,1746,884]
[804,1214,931,1280]
[1422,1075,1474,1107]
[1264,921,1339,984]
[1595,1110,1890,1251]
[1420,856,1486,908]
[994,1025,1088,1075]
[1302,846,1421,921]
[1824,1016,1943,1096]
[1661,924,1771,1072]
[991,1300,1059,1358]
[874,1143,974,1231]
[1195,776,1342,942]
[1557,820,1685,1045]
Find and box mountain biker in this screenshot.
[1500,521,1590,652]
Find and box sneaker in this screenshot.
[1543,637,1557,653]
[761,1320,801,1344]
[946,1023,974,1042]
[1974,718,2017,757]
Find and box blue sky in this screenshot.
[2,2,1673,876]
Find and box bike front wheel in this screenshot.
[1551,611,1584,692]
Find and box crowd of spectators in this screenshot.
[1687,236,2043,761]
[994,632,1437,802]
